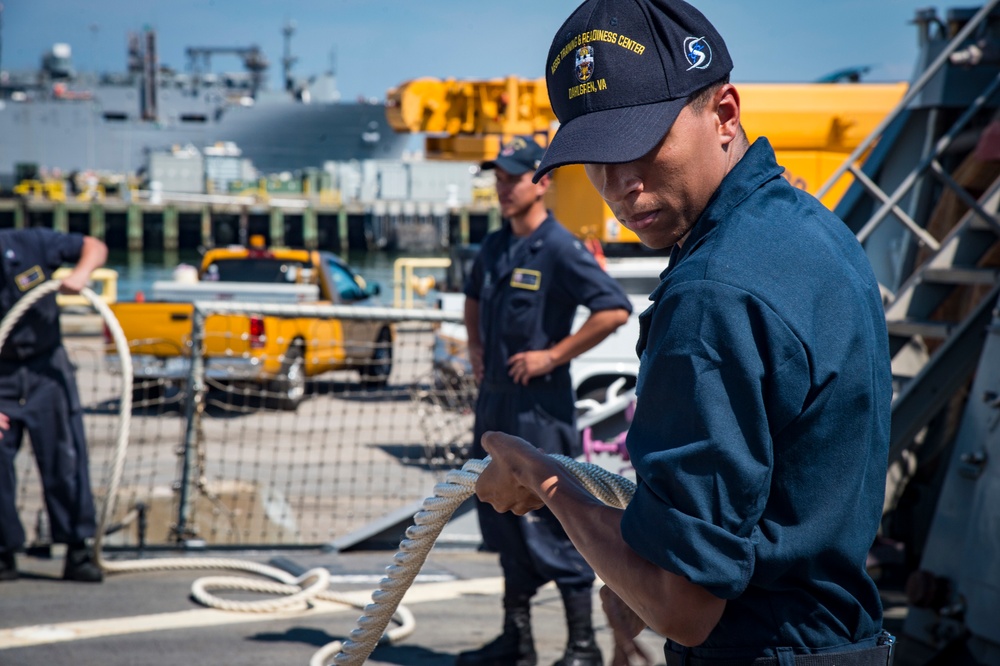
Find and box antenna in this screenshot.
[89,23,100,76]
[282,18,298,92]
[0,3,5,79]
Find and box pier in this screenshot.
[0,197,501,252]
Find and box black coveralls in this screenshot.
[464,214,632,597]
[0,229,96,551]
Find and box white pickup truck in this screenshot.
[431,256,665,400]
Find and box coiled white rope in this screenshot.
[3,279,638,666]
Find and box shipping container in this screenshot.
[377,161,409,200]
[147,151,205,193]
[408,161,475,205]
[205,155,243,194]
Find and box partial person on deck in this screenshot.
[460,136,632,666]
[0,227,108,583]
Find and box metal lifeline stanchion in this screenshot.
[175,303,207,546]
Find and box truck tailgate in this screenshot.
[109,302,256,358]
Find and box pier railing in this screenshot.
[14,303,481,552]
[15,300,637,553]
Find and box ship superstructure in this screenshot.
[0,21,409,186]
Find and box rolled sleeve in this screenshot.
[463,252,485,300]
[624,482,757,599]
[36,228,84,268]
[621,280,805,600]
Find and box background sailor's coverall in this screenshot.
[465,215,632,596]
[0,229,96,552]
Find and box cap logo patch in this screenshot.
[500,137,528,157]
[549,29,639,75]
[575,45,595,82]
[684,36,712,70]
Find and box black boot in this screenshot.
[456,595,537,666]
[63,543,103,583]
[0,550,17,582]
[553,588,602,666]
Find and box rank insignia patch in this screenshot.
[15,265,44,292]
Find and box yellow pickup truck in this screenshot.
[106,239,393,410]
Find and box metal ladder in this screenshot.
[815,1,1000,477]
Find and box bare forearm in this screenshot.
[76,236,108,274]
[463,298,481,351]
[477,434,724,644]
[514,454,726,645]
[549,308,628,366]
[59,236,108,294]
[464,297,484,381]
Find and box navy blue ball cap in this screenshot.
[535,0,733,181]
[481,136,547,176]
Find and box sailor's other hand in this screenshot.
[58,270,90,295]
[601,585,653,666]
[0,412,8,440]
[507,349,555,385]
[476,431,549,515]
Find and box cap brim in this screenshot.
[533,97,688,182]
[481,156,535,176]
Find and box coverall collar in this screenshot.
[494,213,559,281]
[652,137,785,299]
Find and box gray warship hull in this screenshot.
[0,96,408,184]
[0,24,410,186]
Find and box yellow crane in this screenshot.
[387,75,907,246]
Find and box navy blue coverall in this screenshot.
[621,139,892,663]
[0,229,97,553]
[465,214,632,598]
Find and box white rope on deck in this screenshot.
[2,279,638,666]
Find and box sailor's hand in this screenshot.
[601,585,653,666]
[476,431,553,515]
[58,270,90,295]
[0,412,9,441]
[507,350,555,385]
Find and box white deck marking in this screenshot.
[0,576,504,649]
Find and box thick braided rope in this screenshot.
[332,454,637,666]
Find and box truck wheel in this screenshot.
[268,343,306,411]
[361,328,393,388]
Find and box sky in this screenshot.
[1,1,946,102]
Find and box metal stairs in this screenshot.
[815,1,1000,478]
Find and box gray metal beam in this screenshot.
[890,283,1000,468]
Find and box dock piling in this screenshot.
[127,204,144,251]
[270,208,285,247]
[89,203,106,239]
[164,205,179,251]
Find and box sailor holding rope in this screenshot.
[0,226,108,583]
[475,1,895,665]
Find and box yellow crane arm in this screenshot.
[385,75,908,241]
